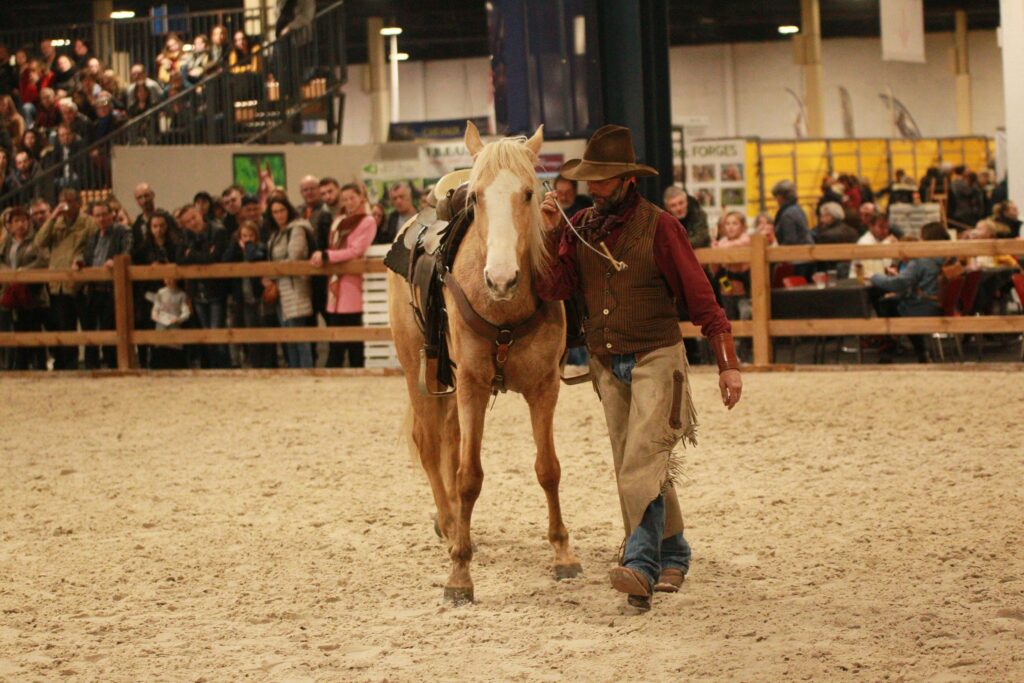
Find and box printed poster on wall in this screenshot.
[685,138,747,223]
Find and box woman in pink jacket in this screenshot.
[310,182,376,367]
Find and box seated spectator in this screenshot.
[127,81,155,118]
[51,125,85,193]
[263,195,314,368]
[38,40,57,74]
[72,39,92,70]
[76,199,131,369]
[379,181,417,245]
[229,31,261,73]
[182,34,213,86]
[814,202,859,278]
[966,220,1021,270]
[817,176,844,214]
[0,206,49,370]
[8,151,41,191]
[57,98,93,145]
[311,183,376,368]
[148,277,190,369]
[851,214,897,280]
[124,64,164,107]
[663,184,709,247]
[0,45,17,102]
[91,94,123,140]
[0,150,11,195]
[98,70,125,110]
[870,221,951,363]
[19,60,53,123]
[857,202,879,233]
[18,129,51,163]
[554,175,593,216]
[33,88,61,132]
[992,201,1021,238]
[156,33,186,90]
[50,55,78,94]
[0,95,25,144]
[28,198,50,235]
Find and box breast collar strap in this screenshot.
[442,269,546,395]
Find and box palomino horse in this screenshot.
[387,122,582,604]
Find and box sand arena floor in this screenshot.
[1,370,1023,682]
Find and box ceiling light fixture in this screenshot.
[110,10,136,20]
[778,25,800,35]
[379,27,402,36]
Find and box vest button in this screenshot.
[605,342,612,349]
[603,308,609,315]
[605,272,612,278]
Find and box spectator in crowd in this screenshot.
[992,200,1021,238]
[18,129,51,163]
[264,195,314,368]
[18,60,47,123]
[296,176,329,326]
[131,182,158,243]
[859,177,876,204]
[149,277,190,369]
[814,202,858,278]
[297,175,324,222]
[0,45,18,100]
[126,64,164,106]
[0,150,11,196]
[34,188,96,369]
[236,193,263,240]
[28,198,50,235]
[72,39,92,70]
[379,181,417,245]
[8,151,41,192]
[51,55,78,93]
[182,34,213,87]
[39,40,57,74]
[156,33,186,90]
[91,94,122,141]
[209,25,230,68]
[663,185,710,247]
[312,182,376,367]
[229,31,261,73]
[877,169,916,207]
[58,98,93,144]
[0,95,26,144]
[318,177,343,220]
[710,210,752,323]
[554,175,593,216]
[33,87,60,131]
[126,81,155,118]
[131,210,179,368]
[193,191,217,223]
[177,204,230,368]
[838,174,862,213]
[77,199,131,369]
[857,202,878,233]
[223,218,274,368]
[0,205,49,370]
[966,220,1021,270]
[754,212,776,246]
[871,221,951,364]
[772,179,814,278]
[817,176,844,214]
[220,184,244,235]
[850,213,897,280]
[949,170,985,230]
[51,125,85,193]
[370,202,386,236]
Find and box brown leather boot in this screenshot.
[609,566,652,611]
[654,567,685,593]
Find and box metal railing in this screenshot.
[0,1,346,209]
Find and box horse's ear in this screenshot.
[465,120,484,156]
[526,124,544,156]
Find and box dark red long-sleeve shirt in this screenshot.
[537,203,731,339]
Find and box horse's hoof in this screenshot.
[443,586,474,605]
[554,562,583,580]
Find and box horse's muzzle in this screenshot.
[484,269,519,300]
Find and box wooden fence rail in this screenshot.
[0,235,1022,369]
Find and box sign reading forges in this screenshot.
[880,0,926,64]
[684,138,747,221]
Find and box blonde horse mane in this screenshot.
[468,136,550,276]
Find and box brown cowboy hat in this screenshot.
[560,124,658,181]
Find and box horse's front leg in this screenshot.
[444,379,489,605]
[524,375,583,580]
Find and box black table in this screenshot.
[973,266,1019,314]
[771,280,873,320]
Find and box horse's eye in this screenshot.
[524,189,534,202]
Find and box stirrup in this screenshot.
[418,347,456,397]
[559,350,591,385]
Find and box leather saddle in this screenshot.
[384,184,473,394]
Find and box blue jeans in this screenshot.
[623,494,692,588]
[613,353,692,587]
[193,298,230,368]
[280,314,313,368]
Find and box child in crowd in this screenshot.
[149,277,190,368]
[224,219,275,368]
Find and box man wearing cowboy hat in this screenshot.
[538,124,742,611]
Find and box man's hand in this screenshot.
[310,251,323,267]
[540,191,563,231]
[719,369,742,410]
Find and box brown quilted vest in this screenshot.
[578,198,682,356]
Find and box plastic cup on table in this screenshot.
[812,272,828,289]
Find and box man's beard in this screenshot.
[595,182,631,215]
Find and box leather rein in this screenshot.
[441,269,546,396]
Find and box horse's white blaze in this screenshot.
[482,169,522,294]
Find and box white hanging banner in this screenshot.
[880,0,926,63]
